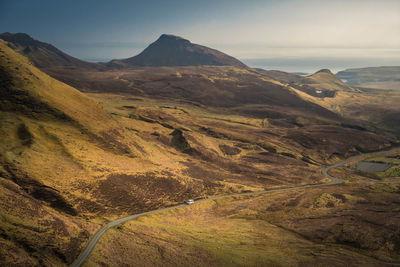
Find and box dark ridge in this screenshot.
[316,69,333,74]
[170,129,192,153]
[17,123,34,147]
[0,32,100,69]
[3,165,77,216]
[0,32,38,46]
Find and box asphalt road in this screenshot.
[70,149,394,267]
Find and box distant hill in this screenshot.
[299,69,355,92]
[109,34,247,68]
[0,32,100,69]
[288,69,356,97]
[255,68,355,98]
[337,66,400,90]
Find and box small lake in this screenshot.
[355,161,391,173]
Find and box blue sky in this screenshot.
[1,0,399,72]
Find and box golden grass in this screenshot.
[1,39,399,265]
[87,199,313,266]
[0,40,117,133]
[87,179,398,266]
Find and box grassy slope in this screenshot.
[0,41,184,265]
[0,40,118,130]
[86,156,400,266]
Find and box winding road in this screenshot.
[70,149,395,267]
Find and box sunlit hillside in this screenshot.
[2,36,398,265]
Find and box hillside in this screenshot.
[0,40,126,134]
[0,32,100,69]
[337,66,400,90]
[300,69,355,92]
[109,34,247,68]
[2,37,398,265]
[45,65,344,124]
[289,73,400,138]
[0,39,142,264]
[283,69,355,98]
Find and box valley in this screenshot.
[0,31,399,267]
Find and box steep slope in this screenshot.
[0,40,122,134]
[0,32,100,69]
[110,34,247,68]
[0,39,142,265]
[337,66,400,90]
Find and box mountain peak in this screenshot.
[315,69,333,74]
[158,34,188,41]
[115,34,247,68]
[155,34,191,46]
[0,32,98,69]
[0,32,38,46]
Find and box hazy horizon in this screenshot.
[1,0,399,73]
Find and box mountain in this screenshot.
[1,33,247,70]
[0,32,338,121]
[109,34,247,68]
[337,66,400,90]
[0,32,100,69]
[1,36,398,266]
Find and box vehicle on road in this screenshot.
[186,199,195,205]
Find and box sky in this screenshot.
[0,0,399,73]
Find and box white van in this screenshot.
[186,199,195,205]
